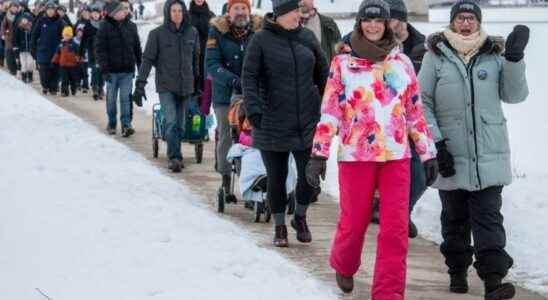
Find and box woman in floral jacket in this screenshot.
[306,0,438,298]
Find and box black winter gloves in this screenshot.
[306,157,327,188]
[505,25,530,62]
[132,85,147,107]
[424,159,439,186]
[436,139,456,178]
[248,114,262,129]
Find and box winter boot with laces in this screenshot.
[273,225,288,247]
[168,159,182,173]
[291,214,312,243]
[450,272,469,294]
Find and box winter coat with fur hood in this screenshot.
[418,32,529,191]
[205,14,262,106]
[135,0,200,97]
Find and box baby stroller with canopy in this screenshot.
[218,95,296,222]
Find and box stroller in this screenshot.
[217,95,296,223]
[152,96,206,163]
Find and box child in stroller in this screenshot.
[222,95,297,222]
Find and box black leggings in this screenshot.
[260,149,314,214]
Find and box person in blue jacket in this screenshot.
[205,0,262,199]
[31,1,64,95]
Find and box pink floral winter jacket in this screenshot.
[311,49,436,162]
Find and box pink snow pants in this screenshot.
[330,159,411,300]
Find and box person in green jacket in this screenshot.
[418,1,529,299]
[299,0,341,63]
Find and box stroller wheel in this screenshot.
[287,191,296,215]
[152,138,159,158]
[217,188,225,213]
[195,143,204,164]
[254,202,264,223]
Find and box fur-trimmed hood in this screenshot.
[427,31,505,56]
[209,14,263,35]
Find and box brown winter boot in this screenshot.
[273,225,288,247]
[336,273,354,293]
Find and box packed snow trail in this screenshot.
[0,71,335,300]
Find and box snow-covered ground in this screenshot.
[0,72,336,299]
[323,21,548,296]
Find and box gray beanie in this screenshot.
[384,0,408,22]
[450,0,482,23]
[271,0,300,17]
[105,0,124,17]
[358,0,390,20]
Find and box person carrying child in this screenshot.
[52,26,81,97]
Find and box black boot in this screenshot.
[29,71,33,83]
[336,273,354,293]
[168,159,182,173]
[450,273,469,294]
[290,214,312,243]
[409,218,418,239]
[485,274,515,300]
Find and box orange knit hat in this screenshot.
[227,0,251,12]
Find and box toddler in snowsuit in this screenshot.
[52,26,81,97]
[13,13,34,83]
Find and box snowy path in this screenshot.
[3,71,544,299]
[0,72,335,300]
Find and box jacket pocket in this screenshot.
[439,119,466,157]
[479,114,510,155]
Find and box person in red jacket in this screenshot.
[52,26,81,97]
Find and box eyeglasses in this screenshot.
[455,14,477,24]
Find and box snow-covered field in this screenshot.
[0,72,336,299]
[323,21,548,296]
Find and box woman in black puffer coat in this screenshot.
[242,0,329,248]
[189,0,214,91]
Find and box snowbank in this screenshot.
[0,72,336,300]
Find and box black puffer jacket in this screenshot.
[189,0,214,88]
[135,0,200,97]
[243,14,329,152]
[95,15,142,74]
[402,24,426,73]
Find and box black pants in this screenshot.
[439,186,513,279]
[60,66,80,95]
[260,149,313,214]
[5,48,17,75]
[79,62,89,90]
[38,63,59,93]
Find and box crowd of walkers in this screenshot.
[0,0,531,299]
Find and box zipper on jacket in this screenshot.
[288,39,304,147]
[178,32,183,95]
[466,56,482,189]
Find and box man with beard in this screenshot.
[206,0,262,205]
[299,0,340,63]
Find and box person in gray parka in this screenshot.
[418,1,529,299]
[133,0,200,173]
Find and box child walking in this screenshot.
[52,26,81,97]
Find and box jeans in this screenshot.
[5,48,17,75]
[159,92,187,160]
[106,72,133,128]
[214,105,231,175]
